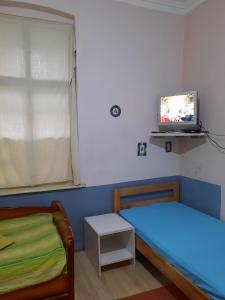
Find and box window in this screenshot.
[0,14,80,193]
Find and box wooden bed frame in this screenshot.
[113,181,210,300]
[0,201,74,300]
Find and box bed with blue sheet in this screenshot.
[114,181,225,300]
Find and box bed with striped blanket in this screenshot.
[0,213,66,295]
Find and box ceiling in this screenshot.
[114,0,206,15]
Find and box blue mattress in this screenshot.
[120,202,225,300]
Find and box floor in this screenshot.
[75,251,169,300]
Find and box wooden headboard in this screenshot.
[113,181,179,213]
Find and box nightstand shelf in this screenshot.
[100,232,134,266]
[85,213,135,276]
[100,248,133,266]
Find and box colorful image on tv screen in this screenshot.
[160,94,194,123]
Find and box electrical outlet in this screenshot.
[138,143,147,156]
[165,141,172,152]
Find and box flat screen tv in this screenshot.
[158,91,199,132]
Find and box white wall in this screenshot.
[2,0,184,186]
[182,0,225,218]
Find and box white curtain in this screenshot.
[0,14,78,189]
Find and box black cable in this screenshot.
[206,132,225,137]
[198,119,203,132]
[199,120,225,150]
[200,121,225,136]
[206,133,225,150]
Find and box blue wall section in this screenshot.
[0,176,221,249]
[180,176,221,219]
[0,176,179,249]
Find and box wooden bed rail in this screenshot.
[52,201,74,300]
[136,236,210,300]
[114,181,179,213]
[0,201,74,300]
[0,205,52,220]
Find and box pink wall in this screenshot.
[182,0,225,219]
[183,0,225,130]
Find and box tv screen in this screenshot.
[159,91,198,131]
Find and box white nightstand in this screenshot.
[84,213,135,276]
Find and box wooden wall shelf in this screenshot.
[150,132,207,154]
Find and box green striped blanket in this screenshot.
[0,213,66,295]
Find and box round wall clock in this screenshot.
[110,105,121,118]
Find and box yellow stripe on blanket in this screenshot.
[0,235,15,250]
